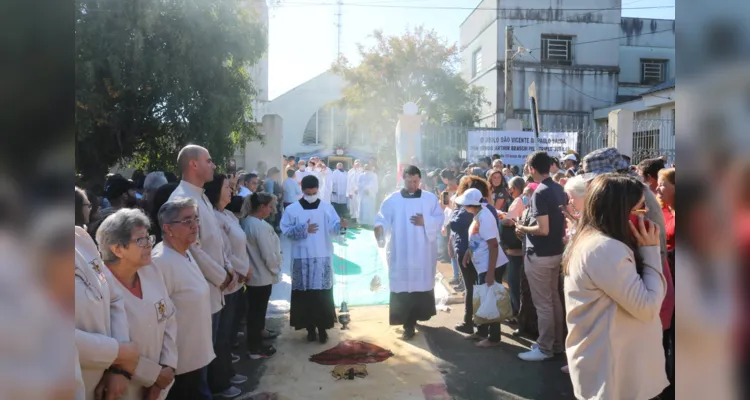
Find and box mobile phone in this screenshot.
[441,191,449,205]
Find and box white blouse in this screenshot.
[152,243,215,375]
[75,226,131,400]
[112,264,178,400]
[215,209,251,294]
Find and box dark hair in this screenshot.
[563,174,645,276]
[492,154,501,160]
[637,158,666,180]
[511,165,520,175]
[457,175,490,198]
[286,168,296,178]
[250,192,275,213]
[439,169,455,181]
[268,167,280,176]
[527,151,552,175]
[164,172,178,183]
[301,175,319,190]
[75,187,88,227]
[402,165,421,179]
[149,182,179,243]
[243,173,258,184]
[550,157,561,169]
[287,155,296,161]
[526,175,535,183]
[203,173,227,209]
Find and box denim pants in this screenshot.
[475,269,503,342]
[451,256,460,280]
[505,255,523,316]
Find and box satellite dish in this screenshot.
[402,102,418,115]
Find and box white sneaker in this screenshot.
[214,386,242,398]
[518,347,552,362]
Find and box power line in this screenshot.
[278,2,674,12]
[522,28,674,52]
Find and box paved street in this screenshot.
[231,302,574,400]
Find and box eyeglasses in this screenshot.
[170,217,200,227]
[131,235,156,248]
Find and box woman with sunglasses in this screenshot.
[152,198,216,400]
[562,174,668,400]
[96,208,178,400]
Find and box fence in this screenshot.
[421,116,675,167]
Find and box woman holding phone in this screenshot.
[562,174,668,400]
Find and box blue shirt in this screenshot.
[449,200,499,260]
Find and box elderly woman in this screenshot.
[563,174,667,399]
[203,173,248,397]
[76,224,140,400]
[96,209,178,400]
[499,176,526,317]
[75,187,93,229]
[241,192,282,359]
[151,199,215,400]
[563,175,587,237]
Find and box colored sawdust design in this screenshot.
[309,340,394,365]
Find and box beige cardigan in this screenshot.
[564,232,668,400]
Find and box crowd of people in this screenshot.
[75,141,679,399]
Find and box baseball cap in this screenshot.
[454,188,483,206]
[105,175,135,200]
[581,147,630,181]
[561,153,578,162]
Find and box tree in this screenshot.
[332,26,486,168]
[75,0,267,180]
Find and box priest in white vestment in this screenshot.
[357,164,379,227]
[316,160,334,204]
[280,175,348,344]
[295,160,312,184]
[374,165,444,340]
[346,160,363,222]
[330,163,349,218]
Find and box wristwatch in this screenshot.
[107,367,133,380]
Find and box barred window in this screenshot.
[641,59,667,85]
[472,48,482,78]
[541,34,573,66]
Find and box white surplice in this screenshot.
[330,169,348,204]
[357,171,379,226]
[280,200,341,291]
[375,190,444,293]
[318,167,334,203]
[295,169,312,184]
[347,169,362,219]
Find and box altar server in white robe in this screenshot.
[280,175,347,344]
[330,163,349,218]
[357,164,379,227]
[76,225,141,400]
[374,165,444,340]
[152,198,215,400]
[96,209,178,400]
[346,159,362,222]
[295,160,312,184]
[317,161,334,204]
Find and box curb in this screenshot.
[436,272,464,306]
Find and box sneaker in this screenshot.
[248,345,277,360]
[448,278,460,285]
[229,374,248,385]
[261,329,280,339]
[476,338,501,348]
[214,386,242,398]
[453,284,465,292]
[518,347,552,362]
[231,353,240,363]
[531,343,564,355]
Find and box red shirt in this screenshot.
[662,207,675,252]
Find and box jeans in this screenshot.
[246,284,273,350]
[524,253,565,355]
[451,256,460,280]
[475,270,503,342]
[208,290,241,393]
[167,366,212,400]
[457,254,478,326]
[505,254,523,316]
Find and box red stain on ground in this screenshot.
[422,383,450,400]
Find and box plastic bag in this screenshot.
[472,282,513,324]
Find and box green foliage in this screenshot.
[332,26,487,168]
[75,0,267,179]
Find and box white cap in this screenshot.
[454,188,483,206]
[561,153,578,162]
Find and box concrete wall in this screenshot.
[242,114,283,176]
[460,0,499,126]
[618,18,675,97]
[262,71,345,157]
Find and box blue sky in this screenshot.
[267,0,675,99]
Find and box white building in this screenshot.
[460,0,674,130]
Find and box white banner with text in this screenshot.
[467,131,578,165]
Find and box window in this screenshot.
[641,59,667,84]
[472,48,482,78]
[541,34,573,66]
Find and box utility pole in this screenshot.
[335,0,343,58]
[504,25,514,124]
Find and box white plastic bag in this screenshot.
[473,282,512,324]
